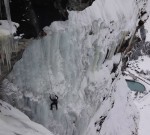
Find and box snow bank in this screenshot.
[134,93,150,135]
[0,100,53,135]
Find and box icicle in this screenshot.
[4,0,12,35]
[0,35,12,69]
[3,0,12,69]
[0,0,2,19]
[4,0,13,68]
[0,0,20,72]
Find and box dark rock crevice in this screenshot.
[1,0,95,38]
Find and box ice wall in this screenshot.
[1,0,145,135]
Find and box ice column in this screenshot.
[4,0,12,34]
[0,0,19,71]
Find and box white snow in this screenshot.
[128,56,150,73]
[128,79,150,135]
[84,77,139,135]
[0,20,19,35]
[0,100,53,135]
[125,54,150,135]
[134,94,150,135]
[127,56,150,81]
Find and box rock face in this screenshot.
[130,42,150,60]
[1,0,95,38]
[10,0,66,38]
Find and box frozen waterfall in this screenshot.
[1,0,148,135]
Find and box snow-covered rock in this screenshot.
[0,20,19,36]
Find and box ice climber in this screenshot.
[49,94,58,110]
